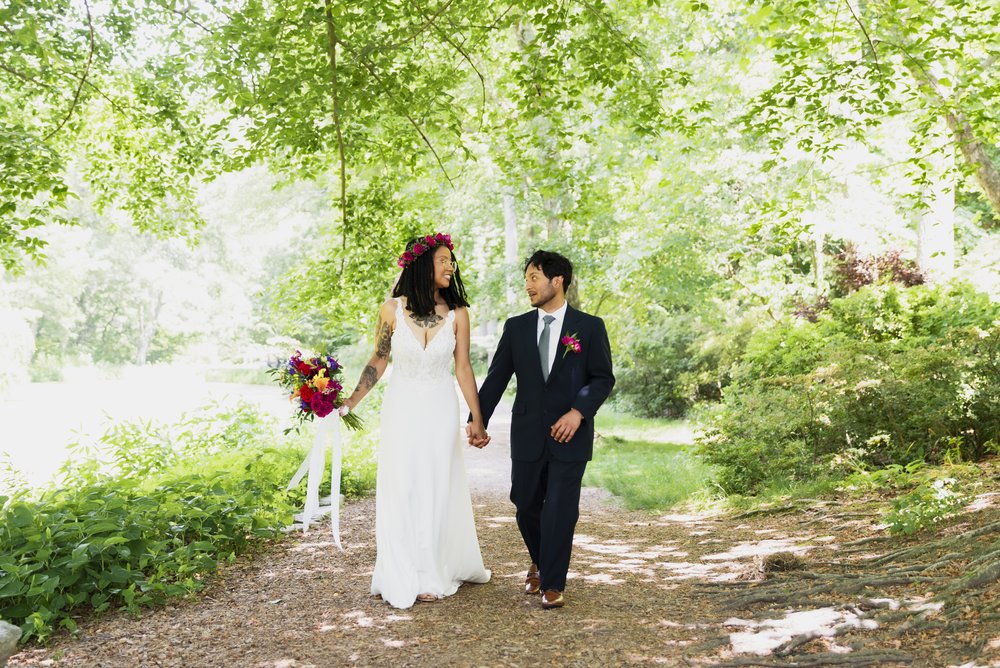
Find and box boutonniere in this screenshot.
[560,333,582,358]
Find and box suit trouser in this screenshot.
[510,448,587,592]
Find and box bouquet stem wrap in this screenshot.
[287,417,343,551]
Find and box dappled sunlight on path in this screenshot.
[9,403,1000,667]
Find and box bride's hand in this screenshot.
[338,396,356,417]
[470,421,490,448]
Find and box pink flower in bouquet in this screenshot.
[311,392,336,418]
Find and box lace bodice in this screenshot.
[390,299,455,382]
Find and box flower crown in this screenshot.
[397,233,454,268]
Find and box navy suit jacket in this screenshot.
[477,305,615,462]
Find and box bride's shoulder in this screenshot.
[379,298,400,322]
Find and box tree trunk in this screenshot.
[502,192,519,311]
[916,204,955,283]
[814,230,825,294]
[135,290,164,366]
[324,0,349,267]
[916,129,955,283]
[904,60,1000,219]
[945,109,1000,217]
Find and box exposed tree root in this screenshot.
[709,500,1000,665]
[726,574,941,610]
[709,649,913,666]
[731,504,805,519]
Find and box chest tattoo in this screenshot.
[409,312,444,328]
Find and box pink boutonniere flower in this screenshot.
[560,333,582,358]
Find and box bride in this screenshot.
[340,233,492,608]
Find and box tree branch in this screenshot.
[323,0,350,262]
[368,0,458,55]
[0,63,56,90]
[574,0,647,63]
[843,0,881,73]
[43,0,95,141]
[338,39,456,187]
[165,4,258,96]
[409,0,487,133]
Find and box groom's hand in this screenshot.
[551,409,583,444]
[465,422,490,448]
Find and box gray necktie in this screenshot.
[539,315,555,381]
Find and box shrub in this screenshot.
[829,243,924,297]
[885,477,969,535]
[698,282,1000,494]
[0,402,376,642]
[615,312,757,418]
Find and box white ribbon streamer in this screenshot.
[286,417,344,551]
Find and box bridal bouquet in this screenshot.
[269,351,363,432]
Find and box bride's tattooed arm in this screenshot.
[345,306,394,408]
[375,318,391,359]
[355,363,378,392]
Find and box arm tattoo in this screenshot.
[375,320,391,359]
[410,312,444,328]
[355,364,378,393]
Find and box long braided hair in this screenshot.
[391,237,470,317]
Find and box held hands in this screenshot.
[551,408,584,444]
[465,420,490,449]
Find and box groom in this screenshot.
[470,250,615,609]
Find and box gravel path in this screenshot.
[9,411,1000,667]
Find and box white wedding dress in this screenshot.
[371,298,491,608]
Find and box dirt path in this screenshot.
[9,413,1000,667]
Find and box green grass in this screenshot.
[584,411,714,510]
[595,411,697,444]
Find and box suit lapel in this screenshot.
[546,305,579,384]
[524,311,546,383]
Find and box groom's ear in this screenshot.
[552,275,564,291]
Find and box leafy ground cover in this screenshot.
[0,403,377,642]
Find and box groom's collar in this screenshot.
[536,300,568,324]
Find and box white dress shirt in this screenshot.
[536,301,568,377]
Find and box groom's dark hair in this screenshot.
[525,250,573,289]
